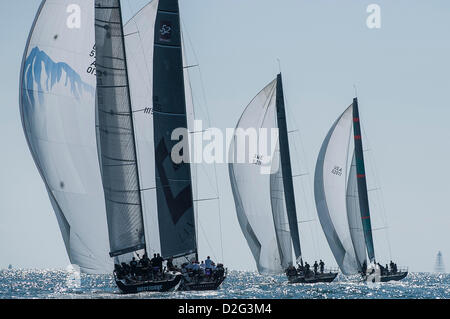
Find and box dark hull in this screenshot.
[179,274,227,291]
[116,274,182,294]
[288,272,338,284]
[380,271,408,282]
[364,271,408,283]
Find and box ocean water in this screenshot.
[0,270,448,299]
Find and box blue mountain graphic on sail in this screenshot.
[23,46,94,108]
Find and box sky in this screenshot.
[0,0,449,273]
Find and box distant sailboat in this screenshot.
[95,0,226,293]
[229,74,337,283]
[314,98,408,282]
[434,251,446,273]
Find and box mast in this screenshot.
[352,98,376,263]
[275,73,302,264]
[95,0,146,257]
[153,0,198,262]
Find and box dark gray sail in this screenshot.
[95,0,146,257]
[352,98,375,262]
[275,74,302,262]
[153,0,197,261]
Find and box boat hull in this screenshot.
[116,274,183,294]
[287,272,338,284]
[364,271,408,283]
[380,271,408,282]
[179,272,227,291]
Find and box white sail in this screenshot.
[314,105,362,275]
[346,154,367,269]
[123,0,161,257]
[270,143,294,269]
[229,80,292,274]
[20,0,112,273]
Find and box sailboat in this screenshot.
[229,74,338,283]
[20,0,226,293]
[95,0,226,293]
[314,97,408,282]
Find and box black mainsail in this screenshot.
[95,0,146,257]
[153,0,197,262]
[352,98,375,263]
[275,74,302,263]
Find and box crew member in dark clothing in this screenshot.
[130,257,138,276]
[150,254,157,267]
[167,257,175,271]
[139,254,150,268]
[305,262,311,276]
[313,261,319,274]
[319,260,325,273]
[156,253,164,273]
[361,261,367,275]
[150,254,159,277]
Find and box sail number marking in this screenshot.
[331,166,343,176]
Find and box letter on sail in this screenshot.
[20,0,112,273]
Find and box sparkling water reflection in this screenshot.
[0,270,448,299]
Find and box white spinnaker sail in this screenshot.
[20,0,111,273]
[229,80,292,274]
[314,105,362,275]
[124,0,197,260]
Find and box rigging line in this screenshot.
[124,31,139,37]
[180,17,225,263]
[293,173,309,178]
[180,17,212,126]
[194,197,220,203]
[360,114,392,259]
[184,64,199,69]
[198,220,218,262]
[298,219,317,224]
[284,94,322,259]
